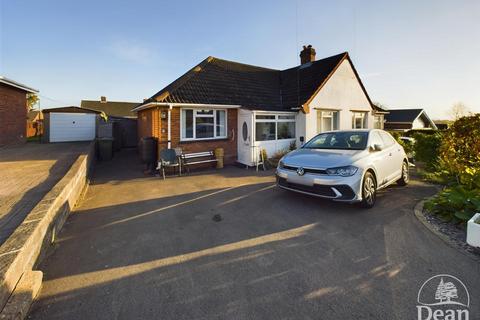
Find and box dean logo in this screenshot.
[417,274,470,320]
[296,167,305,176]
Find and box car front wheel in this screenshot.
[397,161,409,186]
[360,172,377,208]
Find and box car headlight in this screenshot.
[278,159,285,169]
[326,165,358,177]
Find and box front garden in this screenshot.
[401,114,480,250]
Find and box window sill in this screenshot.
[179,137,230,144]
[255,138,296,143]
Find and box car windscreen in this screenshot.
[303,131,369,150]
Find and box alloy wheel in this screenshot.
[363,176,376,205]
[402,162,409,183]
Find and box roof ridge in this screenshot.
[208,56,280,72]
[388,108,423,111]
[81,100,140,103]
[281,52,348,72]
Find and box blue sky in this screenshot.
[1,0,479,119]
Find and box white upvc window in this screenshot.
[317,110,339,132]
[254,114,295,142]
[374,115,384,129]
[181,108,227,140]
[352,112,368,129]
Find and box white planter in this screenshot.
[466,213,480,247]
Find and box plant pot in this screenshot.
[466,213,480,247]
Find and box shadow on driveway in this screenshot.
[29,150,479,320]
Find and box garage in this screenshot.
[42,106,100,143]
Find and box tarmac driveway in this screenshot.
[29,150,480,320]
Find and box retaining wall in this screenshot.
[0,141,95,311]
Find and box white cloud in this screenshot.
[107,39,154,64]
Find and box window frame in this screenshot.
[373,115,384,129]
[180,108,228,141]
[254,113,296,142]
[317,110,340,132]
[352,111,368,129]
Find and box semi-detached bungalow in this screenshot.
[133,45,384,166]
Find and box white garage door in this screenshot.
[50,113,96,142]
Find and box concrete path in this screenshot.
[0,142,90,244]
[29,149,480,319]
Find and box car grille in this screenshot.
[282,165,328,175]
[277,177,355,200]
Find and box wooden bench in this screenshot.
[181,151,218,173]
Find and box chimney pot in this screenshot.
[100,96,107,103]
[300,45,316,64]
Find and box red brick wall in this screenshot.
[137,107,238,164]
[0,84,28,146]
[137,108,160,142]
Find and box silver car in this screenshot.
[276,129,409,208]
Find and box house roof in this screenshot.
[42,106,101,114]
[384,109,425,123]
[81,100,139,118]
[385,108,438,129]
[0,76,38,93]
[138,52,372,112]
[372,103,389,114]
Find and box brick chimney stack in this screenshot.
[100,96,107,103]
[300,45,316,64]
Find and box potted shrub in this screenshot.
[467,213,480,247]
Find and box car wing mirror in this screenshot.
[372,144,383,151]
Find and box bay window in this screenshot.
[181,109,227,140]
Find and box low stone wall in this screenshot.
[0,141,95,311]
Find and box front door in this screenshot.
[237,111,253,165]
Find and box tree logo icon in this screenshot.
[435,277,458,304]
[417,274,470,320]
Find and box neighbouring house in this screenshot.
[384,108,437,131]
[81,97,139,147]
[133,45,380,166]
[433,120,451,130]
[0,76,38,146]
[81,96,139,118]
[27,109,43,137]
[42,106,101,143]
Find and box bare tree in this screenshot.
[447,102,470,120]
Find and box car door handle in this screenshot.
[389,152,392,156]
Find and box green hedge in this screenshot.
[425,114,480,223]
[412,132,443,170]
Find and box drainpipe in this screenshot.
[167,104,172,149]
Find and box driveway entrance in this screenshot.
[29,149,480,319]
